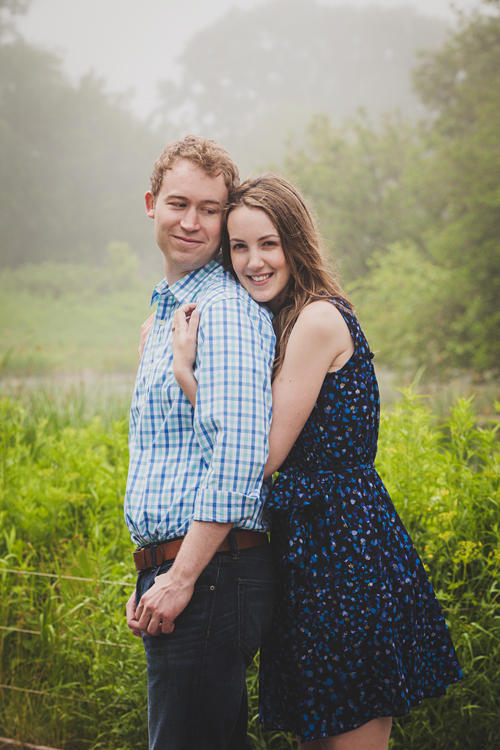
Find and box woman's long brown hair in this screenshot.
[221,173,351,379]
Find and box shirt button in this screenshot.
[157,319,165,326]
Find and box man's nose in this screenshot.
[180,206,200,231]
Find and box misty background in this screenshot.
[1,0,499,399]
[16,0,483,118]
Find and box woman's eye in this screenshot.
[231,243,246,251]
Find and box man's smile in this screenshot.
[173,234,204,246]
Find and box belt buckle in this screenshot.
[151,543,165,568]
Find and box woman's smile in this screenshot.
[246,272,274,284]
[228,205,291,312]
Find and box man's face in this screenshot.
[145,159,228,284]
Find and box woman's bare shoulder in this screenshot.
[295,299,349,336]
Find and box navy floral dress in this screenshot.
[259,303,462,743]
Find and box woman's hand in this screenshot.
[139,312,156,361]
[172,303,199,371]
[172,303,200,407]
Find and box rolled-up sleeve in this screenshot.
[192,297,274,523]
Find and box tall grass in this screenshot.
[377,392,500,749]
[0,394,144,748]
[0,390,499,748]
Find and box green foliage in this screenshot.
[1,392,499,748]
[282,0,500,376]
[0,252,157,374]
[0,30,164,269]
[0,396,145,748]
[283,113,426,280]
[411,0,500,373]
[376,392,500,749]
[353,242,458,372]
[0,399,129,559]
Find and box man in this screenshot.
[124,135,276,750]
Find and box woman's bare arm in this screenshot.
[264,301,354,478]
[171,298,354,478]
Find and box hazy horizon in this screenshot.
[16,0,485,118]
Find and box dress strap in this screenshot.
[328,299,373,361]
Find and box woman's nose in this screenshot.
[247,249,265,269]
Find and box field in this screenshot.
[0,388,499,748]
[0,253,159,376]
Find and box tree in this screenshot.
[281,1,500,376]
[155,0,447,171]
[0,21,164,268]
[283,111,427,280]
[410,0,500,372]
[0,0,29,35]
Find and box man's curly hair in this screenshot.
[149,135,240,201]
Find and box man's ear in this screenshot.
[145,191,155,218]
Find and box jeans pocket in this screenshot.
[238,578,276,667]
[135,560,175,607]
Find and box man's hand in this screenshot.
[126,589,143,637]
[129,521,233,637]
[135,573,195,636]
[139,312,156,361]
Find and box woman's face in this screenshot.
[228,205,291,313]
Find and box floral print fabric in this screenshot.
[259,303,462,743]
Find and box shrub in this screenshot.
[0,391,499,748]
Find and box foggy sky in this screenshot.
[17,0,484,118]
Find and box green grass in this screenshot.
[0,395,144,748]
[0,253,159,376]
[0,390,499,748]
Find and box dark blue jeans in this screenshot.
[136,543,276,750]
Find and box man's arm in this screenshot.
[191,298,274,524]
[127,296,274,638]
[128,520,233,636]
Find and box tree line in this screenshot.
[0,0,447,269]
[282,0,500,375]
[0,0,164,270]
[0,0,499,376]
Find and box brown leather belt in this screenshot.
[133,530,268,572]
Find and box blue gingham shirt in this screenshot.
[124,260,276,547]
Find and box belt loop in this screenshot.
[156,544,165,567]
[152,544,166,579]
[229,529,239,560]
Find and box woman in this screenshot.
[171,174,462,749]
